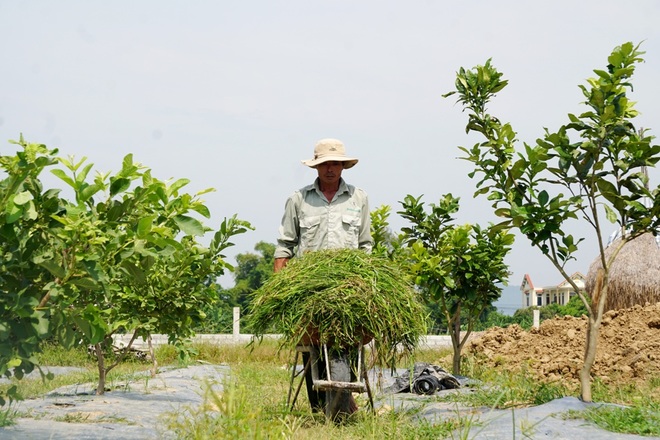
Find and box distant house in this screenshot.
[520,272,586,308]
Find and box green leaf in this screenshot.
[121,261,147,285]
[76,162,94,184]
[604,205,618,223]
[110,177,131,197]
[596,179,618,200]
[79,183,103,203]
[174,215,205,236]
[155,186,168,204]
[191,204,211,219]
[70,277,99,290]
[51,169,76,189]
[58,324,77,349]
[13,191,33,205]
[195,187,215,196]
[6,358,21,369]
[25,201,38,220]
[5,201,22,224]
[105,201,126,222]
[122,153,135,172]
[32,311,50,336]
[168,178,190,196]
[133,239,158,257]
[38,260,66,279]
[137,216,154,238]
[72,316,93,342]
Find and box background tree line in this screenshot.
[196,238,587,335]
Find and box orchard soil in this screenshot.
[465,302,660,392]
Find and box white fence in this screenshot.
[112,333,467,350]
[112,307,485,350]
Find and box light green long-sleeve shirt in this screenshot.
[274,178,373,259]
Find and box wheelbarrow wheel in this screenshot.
[325,350,352,422]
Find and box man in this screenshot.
[273,138,373,269]
[273,138,373,412]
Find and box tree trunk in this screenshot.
[579,317,599,402]
[94,342,107,395]
[451,312,462,375]
[579,267,609,402]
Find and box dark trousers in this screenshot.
[302,351,326,411]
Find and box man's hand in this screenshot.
[273,258,289,273]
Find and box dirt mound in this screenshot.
[467,302,660,387]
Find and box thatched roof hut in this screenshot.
[586,232,660,311]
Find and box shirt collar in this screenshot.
[311,178,351,196]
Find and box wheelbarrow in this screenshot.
[287,330,375,421]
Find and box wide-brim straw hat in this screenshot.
[301,138,359,169]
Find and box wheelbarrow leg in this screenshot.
[288,349,313,411]
[289,346,326,412]
[361,345,375,414]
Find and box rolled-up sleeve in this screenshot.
[274,194,300,259]
[357,189,373,253]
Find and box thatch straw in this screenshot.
[247,249,428,367]
[586,233,660,311]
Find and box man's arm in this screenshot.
[358,190,374,252]
[273,257,289,273]
[273,192,301,268]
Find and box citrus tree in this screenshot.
[0,137,65,405]
[445,42,660,401]
[1,136,251,398]
[398,194,514,374]
[46,153,251,393]
[370,205,407,260]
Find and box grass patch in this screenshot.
[440,370,567,409]
[583,402,660,436]
[4,341,660,438]
[52,412,135,425]
[36,342,92,367]
[591,376,660,406]
[162,343,464,439]
[163,365,463,440]
[0,403,18,427]
[564,402,660,437]
[1,341,179,402]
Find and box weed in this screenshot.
[650,376,660,389]
[0,402,17,427]
[442,360,567,409]
[54,412,92,423]
[51,412,135,425]
[163,380,280,439]
[36,343,90,367]
[577,402,660,437]
[517,413,546,440]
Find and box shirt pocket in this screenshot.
[341,214,362,248]
[299,215,321,250]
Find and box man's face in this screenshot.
[316,161,343,188]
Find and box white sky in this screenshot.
[1,1,659,289]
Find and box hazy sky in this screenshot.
[2,1,659,289]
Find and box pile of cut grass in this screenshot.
[248,249,427,367]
